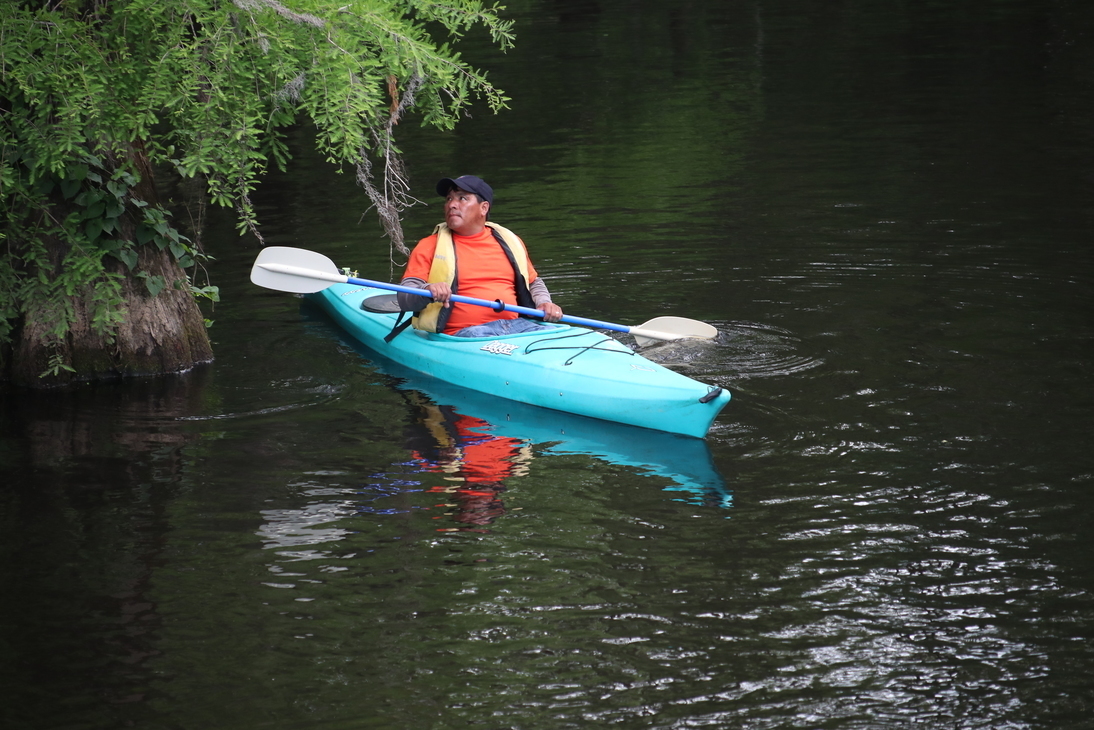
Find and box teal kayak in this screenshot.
[308,312,732,507]
[306,283,731,438]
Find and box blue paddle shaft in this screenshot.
[346,276,632,335]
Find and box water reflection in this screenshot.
[403,396,530,532]
[0,374,209,717]
[259,494,356,552]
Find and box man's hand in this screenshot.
[539,302,563,322]
[425,282,452,307]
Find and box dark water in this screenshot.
[3,1,1094,728]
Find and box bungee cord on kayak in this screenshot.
[521,330,638,367]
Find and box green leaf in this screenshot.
[135,224,156,245]
[82,200,106,220]
[140,273,166,297]
[59,177,82,200]
[108,247,139,270]
[84,218,103,240]
[192,285,220,303]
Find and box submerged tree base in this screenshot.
[4,247,213,388]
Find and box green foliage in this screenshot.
[0,0,513,362]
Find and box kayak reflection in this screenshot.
[302,303,733,515]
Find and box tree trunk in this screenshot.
[2,139,215,388]
[6,245,213,388]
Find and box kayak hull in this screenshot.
[307,284,730,438]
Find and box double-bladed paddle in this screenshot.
[250,246,718,346]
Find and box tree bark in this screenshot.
[6,245,213,388]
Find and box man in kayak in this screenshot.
[396,175,564,337]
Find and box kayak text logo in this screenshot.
[481,341,519,356]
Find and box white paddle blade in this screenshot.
[250,246,346,294]
[631,316,718,347]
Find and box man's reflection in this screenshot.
[405,397,532,533]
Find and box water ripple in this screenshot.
[717,322,825,379]
[637,320,824,382]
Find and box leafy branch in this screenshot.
[1,0,515,365]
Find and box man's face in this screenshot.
[444,187,490,235]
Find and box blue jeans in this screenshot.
[453,318,554,338]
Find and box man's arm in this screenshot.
[397,277,429,311]
[398,277,452,311]
[530,278,552,307]
[530,278,563,322]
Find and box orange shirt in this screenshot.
[403,227,539,334]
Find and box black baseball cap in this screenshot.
[436,175,493,205]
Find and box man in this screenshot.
[396,175,564,337]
